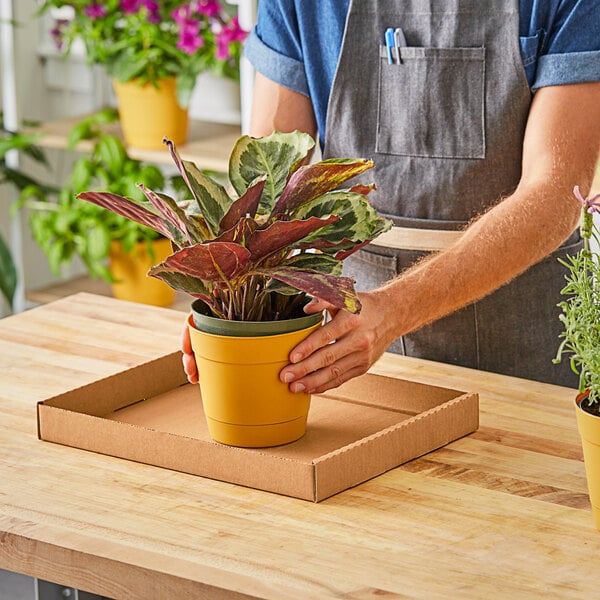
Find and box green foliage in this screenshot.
[18,110,182,282]
[78,130,393,321]
[229,132,316,213]
[0,232,17,309]
[556,201,600,404]
[1,112,57,309]
[37,1,247,108]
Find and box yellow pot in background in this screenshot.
[109,238,175,307]
[113,77,188,149]
[575,392,600,530]
[187,313,323,448]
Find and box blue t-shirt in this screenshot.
[245,0,600,147]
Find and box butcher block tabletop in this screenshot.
[0,293,596,599]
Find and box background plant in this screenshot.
[78,130,393,321]
[17,109,184,281]
[555,186,600,408]
[38,0,248,107]
[1,112,57,309]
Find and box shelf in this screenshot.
[28,114,241,172]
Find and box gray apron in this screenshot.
[324,0,580,386]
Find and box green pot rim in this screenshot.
[190,298,322,337]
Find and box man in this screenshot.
[183,0,600,393]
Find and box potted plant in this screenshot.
[18,109,185,306]
[38,0,247,148]
[77,130,392,447]
[555,184,600,529]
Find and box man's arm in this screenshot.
[250,72,317,139]
[280,81,600,394]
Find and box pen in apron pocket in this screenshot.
[385,28,396,64]
[393,28,407,63]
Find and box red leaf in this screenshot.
[215,217,258,245]
[154,242,251,281]
[219,177,266,232]
[246,215,338,263]
[77,191,174,240]
[256,266,361,313]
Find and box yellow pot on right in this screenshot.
[575,392,600,529]
[188,314,322,448]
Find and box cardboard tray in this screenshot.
[37,352,479,502]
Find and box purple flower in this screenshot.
[177,21,205,55]
[84,2,107,19]
[172,5,192,24]
[120,0,138,12]
[120,0,159,20]
[574,185,600,214]
[215,16,247,59]
[193,0,222,18]
[50,18,69,50]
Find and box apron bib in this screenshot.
[324,0,580,386]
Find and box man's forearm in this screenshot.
[379,181,582,342]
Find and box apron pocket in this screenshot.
[376,45,486,159]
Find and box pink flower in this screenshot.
[574,185,600,214]
[193,0,222,18]
[50,18,69,50]
[172,5,192,24]
[215,16,247,59]
[120,0,139,13]
[177,21,205,55]
[84,2,107,19]
[120,0,160,21]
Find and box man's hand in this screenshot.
[279,290,397,394]
[181,321,198,384]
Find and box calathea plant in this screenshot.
[78,130,392,321]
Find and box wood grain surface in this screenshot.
[0,293,596,600]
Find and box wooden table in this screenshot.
[0,293,596,599]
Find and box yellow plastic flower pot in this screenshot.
[187,313,323,448]
[575,392,600,529]
[109,238,175,307]
[113,77,188,149]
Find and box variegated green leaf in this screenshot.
[293,191,392,247]
[273,158,374,216]
[228,131,315,214]
[281,252,343,276]
[164,138,232,237]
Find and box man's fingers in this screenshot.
[181,319,193,354]
[291,356,368,395]
[181,317,198,384]
[182,352,198,384]
[287,311,359,365]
